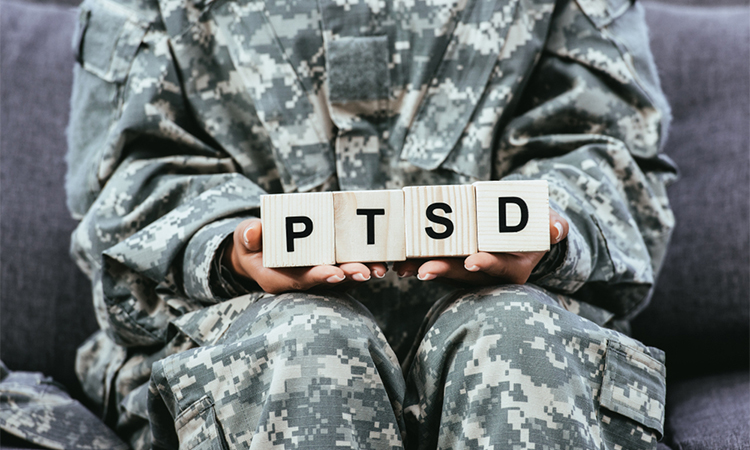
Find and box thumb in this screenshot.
[549,208,569,244]
[239,218,263,253]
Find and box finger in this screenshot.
[416,259,458,281]
[464,252,512,278]
[339,262,372,282]
[239,218,263,252]
[465,251,543,285]
[393,259,424,278]
[305,264,348,285]
[252,264,346,294]
[549,209,569,244]
[366,263,388,279]
[417,258,495,284]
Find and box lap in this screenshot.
[150,291,405,449]
[404,284,666,450]
[148,285,665,450]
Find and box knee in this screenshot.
[247,292,383,354]
[423,284,596,358]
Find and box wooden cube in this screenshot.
[404,185,477,258]
[474,180,550,253]
[333,190,406,263]
[261,192,336,268]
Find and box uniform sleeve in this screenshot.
[498,0,678,318]
[66,0,263,348]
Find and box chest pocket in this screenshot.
[67,0,149,217]
[400,0,521,174]
[74,0,148,84]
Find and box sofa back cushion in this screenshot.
[0,1,98,402]
[632,2,750,378]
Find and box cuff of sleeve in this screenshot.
[182,216,255,303]
[212,235,260,299]
[531,211,593,294]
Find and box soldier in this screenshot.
[66,0,676,448]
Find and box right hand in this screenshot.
[224,218,387,295]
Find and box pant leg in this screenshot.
[403,284,666,450]
[148,291,406,450]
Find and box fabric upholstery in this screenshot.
[664,371,750,450]
[0,1,97,403]
[645,0,749,6]
[631,3,750,378]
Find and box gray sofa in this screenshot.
[1,0,748,448]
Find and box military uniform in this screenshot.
[64,0,677,448]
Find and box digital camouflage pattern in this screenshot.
[59,0,676,447]
[0,361,129,450]
[403,285,666,450]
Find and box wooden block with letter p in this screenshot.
[474,180,550,253]
[261,192,336,268]
[404,184,477,258]
[333,190,406,263]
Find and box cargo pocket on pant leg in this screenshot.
[599,340,666,449]
[175,395,229,450]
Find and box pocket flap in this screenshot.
[76,1,148,83]
[175,395,228,450]
[575,0,633,29]
[400,0,519,172]
[600,340,666,438]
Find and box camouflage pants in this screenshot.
[148,284,666,450]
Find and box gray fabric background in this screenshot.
[0,1,96,403]
[630,3,750,378]
[663,371,749,450]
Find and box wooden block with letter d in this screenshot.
[474,180,550,253]
[261,192,336,268]
[404,185,477,258]
[333,190,406,263]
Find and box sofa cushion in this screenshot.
[631,3,750,378]
[0,1,98,403]
[644,0,748,6]
[664,371,750,450]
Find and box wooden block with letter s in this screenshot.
[333,190,406,263]
[474,180,550,253]
[403,184,477,258]
[261,192,336,268]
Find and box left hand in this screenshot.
[392,208,568,285]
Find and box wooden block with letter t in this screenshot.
[474,180,550,253]
[333,190,406,263]
[261,192,336,268]
[404,185,477,258]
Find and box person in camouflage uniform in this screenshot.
[64,0,677,448]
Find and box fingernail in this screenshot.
[464,264,480,272]
[398,271,415,278]
[417,273,436,281]
[326,275,345,283]
[554,222,564,243]
[242,224,255,247]
[352,273,370,282]
[373,270,385,279]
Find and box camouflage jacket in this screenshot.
[66,0,677,423]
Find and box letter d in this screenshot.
[498,197,529,233]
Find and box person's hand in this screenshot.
[392,208,568,286]
[224,218,388,295]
